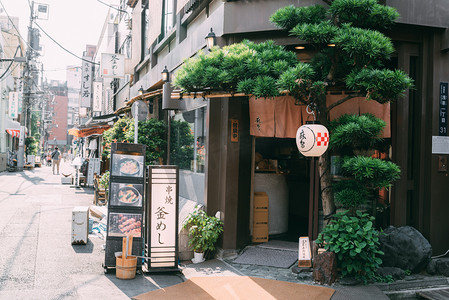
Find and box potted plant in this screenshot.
[183,207,223,263]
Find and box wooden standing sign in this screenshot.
[298,236,312,267]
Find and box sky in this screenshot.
[1,0,113,82]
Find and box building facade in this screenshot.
[112,0,449,255]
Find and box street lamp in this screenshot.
[205,28,216,51]
[161,66,170,82]
[138,86,144,96]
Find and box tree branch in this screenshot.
[326,93,365,112]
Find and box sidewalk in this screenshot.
[0,161,426,299]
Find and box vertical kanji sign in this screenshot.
[148,166,179,271]
[439,82,448,136]
[231,119,239,142]
[81,56,93,108]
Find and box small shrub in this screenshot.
[316,210,384,283]
[183,208,223,254]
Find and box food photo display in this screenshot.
[110,182,143,207]
[111,154,144,178]
[108,212,142,238]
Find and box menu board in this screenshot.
[108,212,142,237]
[109,182,143,207]
[111,154,144,178]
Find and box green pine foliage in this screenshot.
[340,156,400,190]
[329,113,386,153]
[174,40,298,98]
[333,179,369,209]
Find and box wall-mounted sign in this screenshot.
[93,81,103,112]
[8,92,19,118]
[231,119,239,142]
[81,56,93,107]
[148,166,179,270]
[19,125,25,146]
[432,136,449,154]
[101,53,125,78]
[439,82,448,136]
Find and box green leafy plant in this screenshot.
[25,136,39,155]
[99,171,110,191]
[137,118,167,165]
[170,119,194,170]
[183,207,223,254]
[316,210,384,283]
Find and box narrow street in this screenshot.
[0,163,182,299]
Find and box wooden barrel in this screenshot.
[116,256,137,280]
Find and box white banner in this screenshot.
[81,56,92,107]
[93,82,103,112]
[19,126,25,146]
[101,53,125,78]
[8,92,19,118]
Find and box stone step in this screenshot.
[375,276,448,292]
[384,286,449,300]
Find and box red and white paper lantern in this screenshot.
[296,121,329,157]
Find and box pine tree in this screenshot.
[270,0,412,216]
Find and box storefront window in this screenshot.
[172,106,207,173]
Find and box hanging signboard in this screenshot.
[147,166,179,272]
[101,53,125,78]
[8,92,19,118]
[439,82,448,136]
[81,56,93,107]
[93,81,103,112]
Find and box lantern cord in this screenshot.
[305,104,316,121]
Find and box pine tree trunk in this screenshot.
[317,97,335,218]
[319,152,335,217]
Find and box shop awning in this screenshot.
[68,125,111,138]
[5,129,20,137]
[5,119,24,138]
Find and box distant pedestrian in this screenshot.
[51,147,61,175]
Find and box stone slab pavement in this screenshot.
[0,161,389,300]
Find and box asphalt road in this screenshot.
[0,162,182,300]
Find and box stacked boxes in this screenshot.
[252,192,269,243]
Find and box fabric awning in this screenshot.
[5,129,20,137]
[68,125,111,138]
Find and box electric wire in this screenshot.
[0,0,38,52]
[0,45,21,80]
[33,21,100,65]
[0,63,18,82]
[96,0,128,14]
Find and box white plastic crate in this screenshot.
[72,206,89,244]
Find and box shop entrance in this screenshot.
[253,137,311,242]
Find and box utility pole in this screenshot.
[17,1,35,170]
